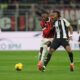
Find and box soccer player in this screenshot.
[43,11,74,71]
[37,12,55,71]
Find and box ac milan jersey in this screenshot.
[40,17,55,38]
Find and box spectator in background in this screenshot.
[0,0,8,3]
[76,0,80,3]
[8,0,19,10]
[63,0,70,4]
[78,31,80,50]
[77,23,80,50]
[77,19,80,31]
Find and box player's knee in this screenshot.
[67,49,72,53]
[66,49,72,53]
[49,48,55,54]
[65,47,72,53]
[47,41,51,47]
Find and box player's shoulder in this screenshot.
[60,17,70,24]
[59,17,66,20]
[61,17,69,22]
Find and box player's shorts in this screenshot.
[50,38,70,50]
[40,38,53,47]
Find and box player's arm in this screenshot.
[40,21,51,34]
[64,19,73,39]
[68,25,73,35]
[40,21,46,29]
[68,25,73,40]
[64,19,73,34]
[43,27,51,35]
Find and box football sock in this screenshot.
[44,53,52,66]
[38,52,42,60]
[68,52,73,63]
[41,45,48,63]
[38,47,43,60]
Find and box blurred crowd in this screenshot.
[0,0,80,4]
[0,0,80,31]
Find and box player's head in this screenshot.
[52,10,61,20]
[41,12,49,21]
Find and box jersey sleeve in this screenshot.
[63,18,70,27]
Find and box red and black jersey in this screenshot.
[40,17,55,38]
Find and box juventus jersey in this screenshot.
[54,17,70,39]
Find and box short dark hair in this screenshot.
[53,10,61,17]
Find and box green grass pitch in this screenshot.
[0,51,80,80]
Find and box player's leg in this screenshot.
[38,39,44,61]
[38,41,51,71]
[43,48,55,67]
[40,41,51,62]
[38,47,43,61]
[65,45,74,71]
[62,39,74,71]
[41,45,48,62]
[44,39,61,67]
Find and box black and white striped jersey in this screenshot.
[54,17,70,39]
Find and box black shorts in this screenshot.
[50,38,70,50]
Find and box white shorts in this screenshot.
[40,38,53,47]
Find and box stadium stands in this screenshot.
[0,0,80,31]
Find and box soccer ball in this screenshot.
[15,63,23,71]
